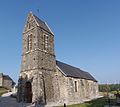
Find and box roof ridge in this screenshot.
[56,60,80,70]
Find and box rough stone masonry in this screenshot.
[17,11,99,106]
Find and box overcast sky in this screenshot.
[0,0,120,84]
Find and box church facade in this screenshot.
[17,12,98,106]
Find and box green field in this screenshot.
[58,97,116,107]
[0,87,8,96]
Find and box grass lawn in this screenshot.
[0,87,8,96]
[58,97,117,107]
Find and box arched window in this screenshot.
[75,81,78,92]
[27,34,32,51]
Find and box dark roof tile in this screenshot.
[33,15,53,35]
[56,60,97,82]
[3,75,15,85]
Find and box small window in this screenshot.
[75,81,77,92]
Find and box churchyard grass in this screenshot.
[58,97,116,107]
[0,87,8,96]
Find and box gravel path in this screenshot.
[0,92,54,107]
[0,92,36,107]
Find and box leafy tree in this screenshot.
[99,84,120,92]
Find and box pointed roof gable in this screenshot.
[24,11,54,35]
[56,60,97,82]
[33,14,54,35]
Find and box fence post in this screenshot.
[64,103,66,107]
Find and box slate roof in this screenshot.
[33,15,54,35]
[3,75,12,81]
[56,60,97,82]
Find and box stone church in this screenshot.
[17,12,98,106]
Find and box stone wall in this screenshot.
[0,73,13,90]
[18,12,98,106]
[53,67,67,104]
[3,77,13,90]
[18,12,56,105]
[55,67,98,105]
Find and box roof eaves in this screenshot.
[45,22,54,35]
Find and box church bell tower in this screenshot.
[17,11,56,104]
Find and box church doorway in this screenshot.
[24,81,32,103]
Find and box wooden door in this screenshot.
[25,82,32,103]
